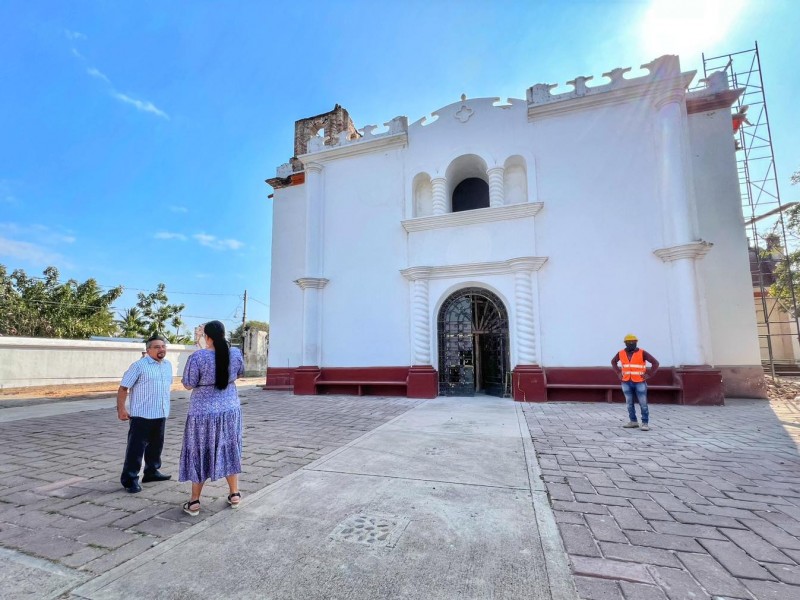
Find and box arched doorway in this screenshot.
[437,288,510,397]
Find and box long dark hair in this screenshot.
[204,320,230,390]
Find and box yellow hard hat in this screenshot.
[624,334,638,342]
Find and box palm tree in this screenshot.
[118,307,146,338]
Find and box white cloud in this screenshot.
[71,48,85,59]
[0,180,18,204]
[65,29,86,41]
[0,223,75,244]
[193,233,244,251]
[112,92,169,119]
[0,236,62,265]
[154,231,187,241]
[169,205,189,213]
[87,67,111,84]
[638,0,749,60]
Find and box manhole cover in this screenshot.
[329,513,410,548]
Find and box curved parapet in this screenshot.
[526,55,696,119]
[410,96,526,130]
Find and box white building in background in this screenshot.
[265,55,765,403]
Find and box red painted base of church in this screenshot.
[266,364,724,405]
[541,366,723,405]
[512,365,547,402]
[675,366,724,405]
[407,366,438,399]
[264,367,296,390]
[293,366,321,395]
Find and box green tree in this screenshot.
[0,265,123,338]
[117,307,147,338]
[230,320,269,347]
[135,283,192,343]
[769,168,800,314]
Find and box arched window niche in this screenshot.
[446,154,489,213]
[413,172,433,217]
[503,155,528,205]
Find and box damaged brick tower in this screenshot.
[267,104,361,189]
[294,104,360,157]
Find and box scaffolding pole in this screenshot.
[701,43,800,379]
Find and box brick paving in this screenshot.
[4,387,800,600]
[522,398,800,600]
[0,386,419,576]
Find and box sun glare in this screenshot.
[639,0,749,61]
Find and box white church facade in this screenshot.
[265,54,765,404]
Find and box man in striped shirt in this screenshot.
[117,335,173,493]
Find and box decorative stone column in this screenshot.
[411,276,432,365]
[404,268,438,398]
[431,177,447,216]
[303,162,324,277]
[508,258,547,402]
[654,90,710,369]
[653,243,723,405]
[487,167,505,208]
[294,161,326,395]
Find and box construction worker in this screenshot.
[611,334,659,431]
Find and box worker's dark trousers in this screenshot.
[120,417,166,486]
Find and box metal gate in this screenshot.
[437,288,510,397]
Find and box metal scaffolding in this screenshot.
[701,43,800,378]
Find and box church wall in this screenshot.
[268,184,305,369]
[406,218,536,268]
[687,108,760,366]
[687,106,764,396]
[267,54,761,400]
[530,99,675,367]
[318,151,412,366]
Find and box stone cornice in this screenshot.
[527,56,697,121]
[298,132,407,163]
[294,277,330,289]
[402,202,543,232]
[528,73,695,119]
[653,241,713,262]
[401,257,548,281]
[685,89,743,114]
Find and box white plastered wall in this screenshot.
[531,98,675,366]
[268,184,305,369]
[688,108,761,366]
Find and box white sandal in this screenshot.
[183,499,200,516]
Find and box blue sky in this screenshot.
[1,0,798,336]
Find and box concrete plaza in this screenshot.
[0,384,798,599]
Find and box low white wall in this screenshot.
[0,337,196,390]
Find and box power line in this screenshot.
[248,296,270,308]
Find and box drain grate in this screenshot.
[329,513,410,548]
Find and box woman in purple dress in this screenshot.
[179,320,245,516]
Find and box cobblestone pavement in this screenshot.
[0,387,419,577]
[522,398,800,600]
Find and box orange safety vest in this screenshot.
[618,349,647,382]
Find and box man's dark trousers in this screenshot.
[121,417,166,486]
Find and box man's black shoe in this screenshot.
[123,482,142,493]
[141,472,172,483]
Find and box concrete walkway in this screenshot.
[3,388,800,599]
[71,396,576,599]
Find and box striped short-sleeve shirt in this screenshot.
[120,356,173,419]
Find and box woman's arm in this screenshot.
[181,353,199,390]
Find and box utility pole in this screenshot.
[241,290,248,356]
